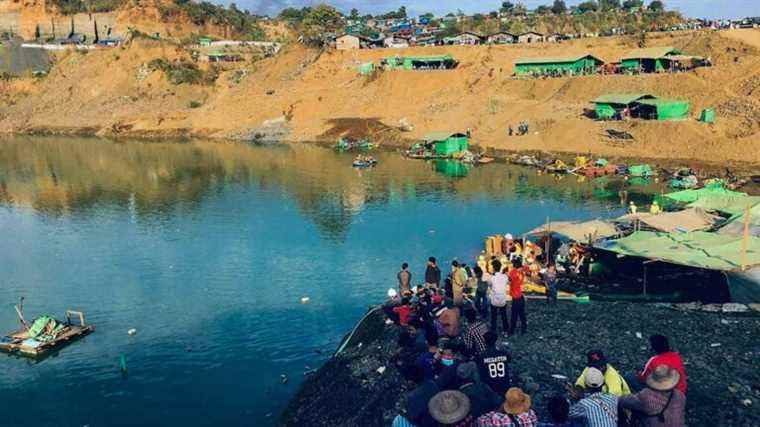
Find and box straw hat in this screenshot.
[646,365,680,391]
[584,367,605,388]
[428,390,471,424]
[503,387,532,415]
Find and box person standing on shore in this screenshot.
[473,266,489,318]
[487,260,509,335]
[426,257,442,288]
[568,368,619,427]
[544,264,558,305]
[398,263,412,296]
[452,260,468,306]
[507,259,527,335]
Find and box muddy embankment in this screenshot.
[280,301,760,427]
[2,30,760,175]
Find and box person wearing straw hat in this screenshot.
[619,365,686,427]
[428,390,474,426]
[568,367,618,427]
[476,387,538,426]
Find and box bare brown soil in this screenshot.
[1,29,760,170]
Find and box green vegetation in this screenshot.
[161,1,266,40]
[48,0,124,14]
[147,58,218,85]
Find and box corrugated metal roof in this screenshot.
[621,46,681,60]
[515,54,603,65]
[423,132,467,141]
[592,93,656,105]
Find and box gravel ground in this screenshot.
[281,301,760,427]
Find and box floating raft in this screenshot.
[0,310,94,358]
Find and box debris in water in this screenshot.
[710,343,722,347]
[300,297,310,304]
[128,328,137,336]
[280,374,288,384]
[551,374,568,380]
[741,399,753,407]
[376,366,386,374]
[635,332,643,339]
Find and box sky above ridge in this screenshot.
[224,0,760,20]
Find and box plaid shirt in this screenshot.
[462,320,489,356]
[569,392,618,427]
[477,410,538,427]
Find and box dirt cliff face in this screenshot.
[2,29,760,167]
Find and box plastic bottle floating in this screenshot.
[300,297,310,304]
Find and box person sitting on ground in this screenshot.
[394,328,424,383]
[568,367,619,427]
[417,328,442,381]
[573,350,631,397]
[426,257,442,288]
[537,394,581,427]
[394,297,413,327]
[399,263,413,295]
[437,301,461,338]
[476,387,538,427]
[476,332,512,397]
[429,390,475,427]
[394,378,441,427]
[635,335,687,395]
[462,308,489,358]
[619,365,685,427]
[457,362,502,419]
[487,260,509,335]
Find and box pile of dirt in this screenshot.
[281,302,760,426]
[2,29,760,166]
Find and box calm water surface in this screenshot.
[0,136,652,426]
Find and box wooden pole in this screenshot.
[741,205,750,271]
[545,216,551,266]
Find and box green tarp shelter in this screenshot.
[689,195,760,219]
[636,98,690,121]
[629,164,654,177]
[359,62,375,75]
[424,132,469,156]
[662,183,747,205]
[699,108,715,123]
[718,202,760,237]
[592,93,655,119]
[595,231,760,271]
[620,46,682,72]
[515,54,604,76]
[383,55,457,70]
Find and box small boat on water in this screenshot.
[336,138,375,151]
[352,156,377,168]
[0,300,94,358]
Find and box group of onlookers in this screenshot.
[384,256,688,427]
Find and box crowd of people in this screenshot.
[382,249,688,427]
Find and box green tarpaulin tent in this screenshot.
[718,202,760,237]
[359,62,374,75]
[592,94,656,120]
[629,164,654,177]
[424,132,469,156]
[688,195,760,219]
[636,98,690,121]
[515,54,604,76]
[699,108,715,123]
[595,231,760,271]
[663,183,747,205]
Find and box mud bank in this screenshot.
[280,301,760,426]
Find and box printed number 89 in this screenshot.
[488,362,505,378]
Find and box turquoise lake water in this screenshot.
[0,136,651,426]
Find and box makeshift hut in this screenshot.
[382,55,457,70]
[336,34,362,50]
[487,32,517,44]
[617,208,720,233]
[517,31,544,43]
[515,54,604,76]
[620,46,681,72]
[528,219,619,243]
[635,98,690,121]
[423,132,469,156]
[591,93,656,120]
[661,183,747,206]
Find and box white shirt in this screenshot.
[488,272,509,307]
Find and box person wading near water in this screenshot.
[634,335,687,395]
[426,257,442,288]
[507,259,527,335]
[452,260,468,306]
[487,260,509,335]
[568,367,619,427]
[573,350,631,397]
[476,332,512,397]
[619,365,686,427]
[398,263,412,296]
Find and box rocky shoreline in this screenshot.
[280,301,760,426]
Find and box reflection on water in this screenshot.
[0,136,661,427]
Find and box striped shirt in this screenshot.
[568,392,618,427]
[477,410,538,427]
